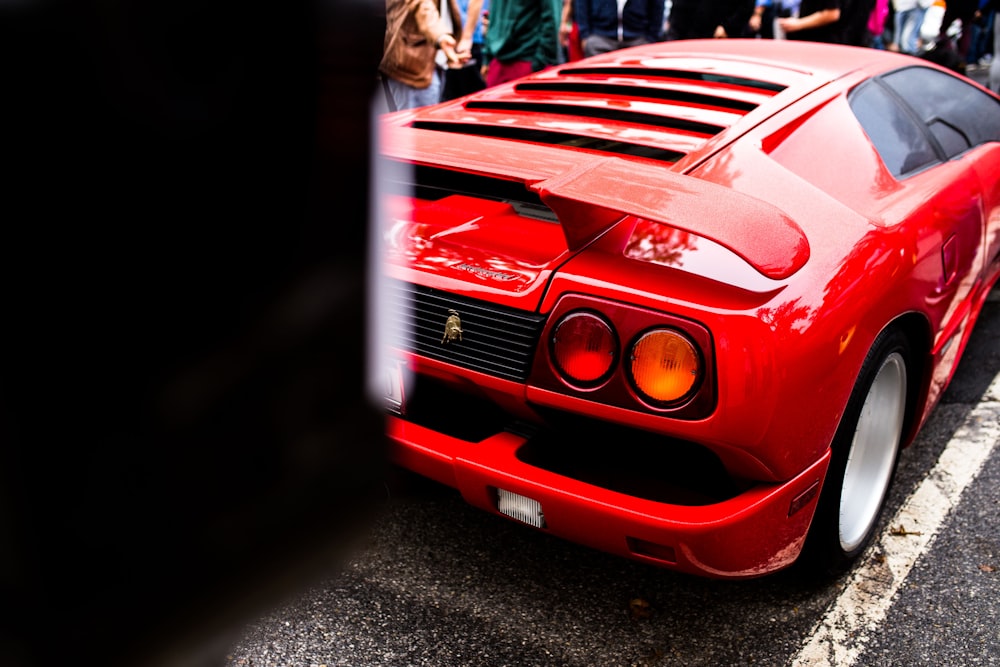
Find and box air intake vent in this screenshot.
[383,164,550,208]
[463,100,725,135]
[513,81,759,112]
[384,280,546,382]
[409,121,686,163]
[406,60,789,163]
[559,66,788,93]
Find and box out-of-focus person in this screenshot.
[560,0,585,61]
[380,0,467,110]
[867,0,892,48]
[777,0,841,42]
[839,0,877,45]
[665,0,756,39]
[748,0,777,38]
[481,0,562,86]
[442,0,489,100]
[980,0,1000,91]
[935,0,979,71]
[772,0,802,38]
[891,0,932,54]
[920,0,946,45]
[576,0,664,56]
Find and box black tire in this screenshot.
[798,327,912,577]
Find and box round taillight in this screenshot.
[550,311,617,386]
[629,329,701,405]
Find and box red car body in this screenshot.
[376,40,1000,578]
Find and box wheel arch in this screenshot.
[797,315,928,575]
[885,311,933,450]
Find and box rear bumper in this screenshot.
[387,416,830,579]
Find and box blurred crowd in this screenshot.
[379,0,1000,111]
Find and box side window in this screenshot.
[881,66,1000,158]
[849,80,939,178]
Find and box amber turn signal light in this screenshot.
[629,329,701,405]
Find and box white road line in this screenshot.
[790,370,1000,667]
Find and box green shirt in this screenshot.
[482,0,562,71]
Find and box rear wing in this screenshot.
[383,127,809,280]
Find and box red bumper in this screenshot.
[387,416,831,579]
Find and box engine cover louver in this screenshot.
[384,280,546,382]
[403,60,789,165]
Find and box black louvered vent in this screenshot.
[556,66,787,93]
[384,280,546,382]
[463,100,726,135]
[407,61,788,163]
[512,81,759,111]
[408,121,687,163]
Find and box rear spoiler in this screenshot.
[383,127,809,280]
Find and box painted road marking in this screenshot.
[790,370,1000,667]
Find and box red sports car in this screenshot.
[375,39,1000,578]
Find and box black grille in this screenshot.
[462,101,725,136]
[409,122,686,164]
[513,81,759,112]
[556,66,788,93]
[384,280,546,382]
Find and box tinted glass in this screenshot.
[928,121,970,157]
[850,80,939,177]
[882,66,1000,156]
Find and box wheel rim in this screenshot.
[839,352,907,553]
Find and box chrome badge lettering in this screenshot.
[455,263,518,282]
[442,309,463,344]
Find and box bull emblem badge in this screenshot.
[442,309,463,343]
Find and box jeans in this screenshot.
[894,7,926,54]
[581,34,651,57]
[991,13,1000,93]
[385,68,444,112]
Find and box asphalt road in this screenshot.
[222,284,999,667]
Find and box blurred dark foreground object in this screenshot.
[0,1,384,665]
[920,36,967,74]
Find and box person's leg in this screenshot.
[442,45,486,101]
[937,5,958,43]
[620,36,649,49]
[485,59,534,87]
[582,34,621,57]
[955,9,976,64]
[897,8,920,53]
[385,78,416,111]
[760,6,775,39]
[410,67,444,108]
[386,69,443,111]
[990,12,1000,92]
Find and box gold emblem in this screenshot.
[442,309,463,343]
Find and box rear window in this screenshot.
[882,66,1000,156]
[850,79,938,177]
[850,65,1000,177]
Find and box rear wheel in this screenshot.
[799,328,911,576]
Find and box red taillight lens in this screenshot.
[550,311,618,386]
[629,329,701,405]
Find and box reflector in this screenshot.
[496,488,546,528]
[550,311,617,385]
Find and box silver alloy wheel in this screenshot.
[838,351,907,553]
